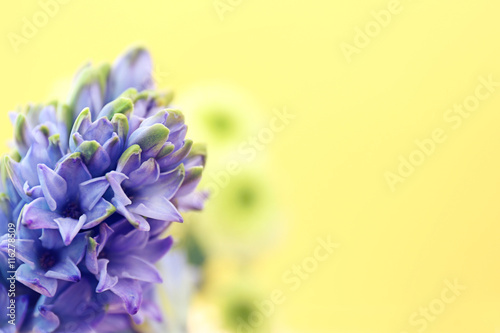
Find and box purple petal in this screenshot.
[54,216,86,246]
[39,229,65,250]
[83,198,116,229]
[123,158,160,189]
[71,78,105,120]
[136,236,173,263]
[148,219,173,238]
[175,190,209,212]
[45,259,81,282]
[127,124,170,160]
[79,177,110,211]
[165,110,186,132]
[96,223,115,255]
[4,156,30,202]
[55,153,92,199]
[157,140,192,171]
[106,172,131,206]
[96,259,118,293]
[85,237,99,275]
[37,164,68,211]
[9,239,37,268]
[108,47,153,99]
[36,306,60,332]
[128,196,183,223]
[110,278,143,315]
[139,110,168,128]
[24,183,43,200]
[22,198,59,230]
[167,126,188,152]
[65,235,87,265]
[107,228,148,253]
[109,255,163,283]
[82,117,114,144]
[16,264,57,297]
[176,166,203,197]
[116,146,142,176]
[70,108,92,142]
[70,132,85,151]
[111,198,150,231]
[102,133,121,165]
[77,142,111,177]
[136,164,184,200]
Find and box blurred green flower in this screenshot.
[193,171,279,257]
[176,83,263,155]
[220,281,270,333]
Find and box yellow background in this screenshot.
[1,0,500,332]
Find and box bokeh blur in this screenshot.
[2,1,500,332]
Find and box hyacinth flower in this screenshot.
[85,220,173,317]
[64,47,163,125]
[10,103,68,159]
[32,277,109,333]
[20,153,115,245]
[68,104,205,231]
[4,136,65,205]
[1,227,87,297]
[0,46,207,332]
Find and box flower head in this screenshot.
[1,46,208,331]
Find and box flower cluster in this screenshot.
[0,47,207,332]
